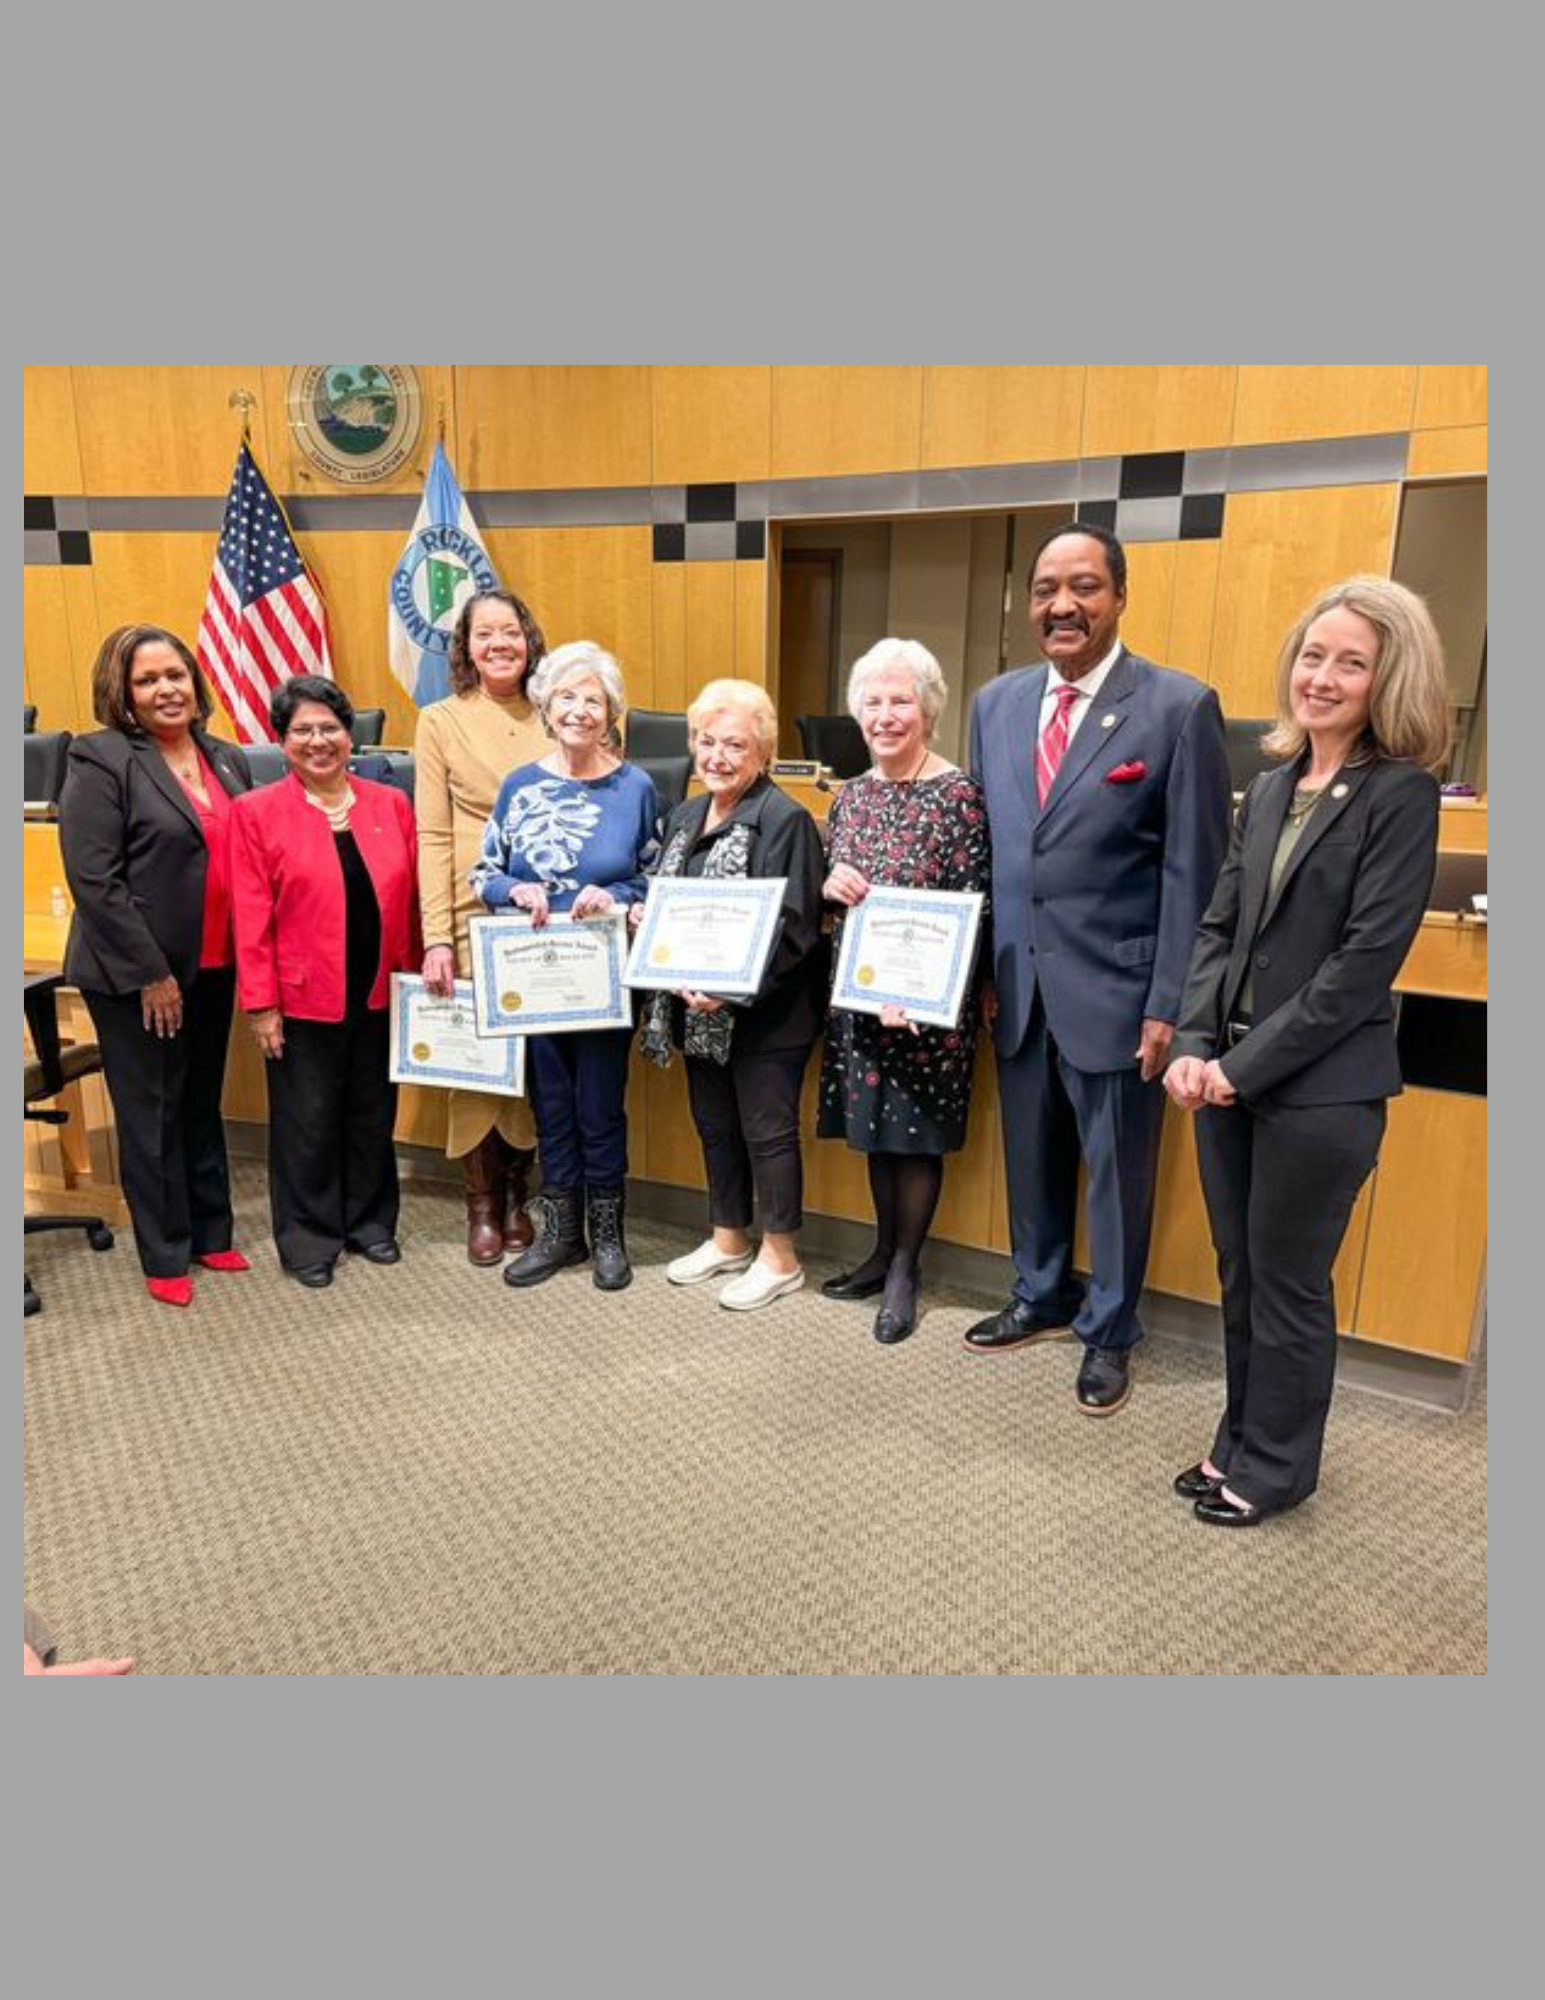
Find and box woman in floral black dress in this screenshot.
[817,638,991,1345]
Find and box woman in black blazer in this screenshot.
[59,625,252,1307]
[634,679,827,1312]
[1163,578,1452,1525]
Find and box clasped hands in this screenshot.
[1163,1054,1237,1110]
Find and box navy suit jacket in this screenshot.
[1169,756,1439,1106]
[970,647,1231,1072]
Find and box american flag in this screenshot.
[198,441,333,742]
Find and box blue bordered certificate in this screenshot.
[468,912,633,1036]
[831,886,984,1030]
[623,876,787,997]
[388,976,526,1096]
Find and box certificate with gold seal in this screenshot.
[831,886,984,1030]
[388,975,526,1095]
[623,876,787,997]
[469,912,633,1036]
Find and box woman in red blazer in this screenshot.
[231,676,421,1288]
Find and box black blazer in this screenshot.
[60,726,252,995]
[1169,756,1439,1107]
[654,775,828,1056]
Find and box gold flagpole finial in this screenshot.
[229,387,257,442]
[436,397,447,445]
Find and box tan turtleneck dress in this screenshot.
[414,686,548,1156]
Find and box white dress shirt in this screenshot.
[1038,640,1123,748]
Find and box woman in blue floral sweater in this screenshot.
[473,641,659,1292]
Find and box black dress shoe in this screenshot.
[1194,1491,1264,1527]
[963,1299,1074,1353]
[872,1306,915,1345]
[821,1267,887,1301]
[290,1263,334,1289]
[1173,1463,1225,1499]
[1075,1345,1132,1415]
[355,1239,401,1266]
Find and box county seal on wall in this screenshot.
[287,365,423,484]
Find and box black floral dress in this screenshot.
[817,768,991,1155]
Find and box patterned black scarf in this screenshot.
[638,816,754,1068]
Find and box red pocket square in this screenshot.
[1106,759,1147,784]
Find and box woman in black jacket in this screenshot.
[635,679,827,1312]
[1163,578,1453,1524]
[59,625,252,1306]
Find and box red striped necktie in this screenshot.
[1036,684,1080,807]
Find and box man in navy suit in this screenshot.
[967,524,1231,1412]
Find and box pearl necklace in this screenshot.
[305,783,356,832]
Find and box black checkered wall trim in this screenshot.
[652,483,765,562]
[1076,451,1227,543]
[24,496,92,565]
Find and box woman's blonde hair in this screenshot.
[686,678,778,762]
[1263,575,1453,774]
[845,638,949,733]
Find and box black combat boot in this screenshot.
[503,1187,587,1288]
[586,1186,632,1292]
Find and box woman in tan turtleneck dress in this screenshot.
[415,589,549,1262]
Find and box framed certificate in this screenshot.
[388,975,526,1095]
[831,885,984,1030]
[468,911,633,1036]
[623,876,787,997]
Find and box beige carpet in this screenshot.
[24,1162,1487,1674]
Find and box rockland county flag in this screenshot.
[388,442,500,706]
[198,441,334,743]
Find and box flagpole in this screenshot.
[228,387,257,444]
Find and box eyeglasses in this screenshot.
[286,723,349,742]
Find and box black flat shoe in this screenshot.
[290,1263,334,1289]
[821,1268,887,1301]
[355,1240,401,1266]
[872,1307,915,1345]
[1194,1492,1264,1527]
[1173,1463,1225,1500]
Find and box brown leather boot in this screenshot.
[502,1144,536,1253]
[461,1135,507,1266]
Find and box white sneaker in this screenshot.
[719,1263,805,1311]
[667,1239,754,1286]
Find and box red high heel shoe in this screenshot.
[146,1275,194,1308]
[194,1250,250,1273]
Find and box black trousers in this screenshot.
[83,966,236,1277]
[1196,1096,1387,1513]
[685,1046,809,1235]
[264,1006,399,1272]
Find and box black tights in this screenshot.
[854,1152,944,1314]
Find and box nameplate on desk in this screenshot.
[771,759,823,780]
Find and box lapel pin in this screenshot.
[1331,782,1348,799]
[1101,713,1117,729]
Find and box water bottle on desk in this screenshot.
[50,885,70,920]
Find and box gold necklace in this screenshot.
[1284,783,1324,828]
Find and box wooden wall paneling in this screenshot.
[259,364,459,498]
[395,1086,449,1153]
[684,563,738,688]
[1081,366,1236,458]
[636,1060,704,1190]
[72,367,277,495]
[770,367,924,479]
[920,366,1085,469]
[1118,542,1177,666]
[302,528,420,743]
[801,1057,871,1225]
[24,567,94,737]
[1351,1088,1487,1361]
[1208,484,1400,719]
[221,1022,269,1123]
[24,365,87,493]
[1413,365,1487,430]
[1408,427,1488,478]
[649,561,688,714]
[651,366,771,485]
[932,1055,1002,1252]
[1167,539,1222,685]
[494,527,655,698]
[734,558,769,686]
[1144,1111,1220,1304]
[1231,366,1418,446]
[87,531,229,717]
[456,367,652,491]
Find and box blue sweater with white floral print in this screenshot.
[472,760,660,913]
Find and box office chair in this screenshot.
[1428,850,1487,916]
[350,708,387,748]
[244,743,289,786]
[637,754,693,815]
[796,714,868,780]
[626,709,690,759]
[24,703,37,732]
[23,727,73,808]
[24,975,114,1315]
[1223,718,1276,794]
[350,750,415,804]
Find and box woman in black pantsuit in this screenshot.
[1164,577,1452,1525]
[59,625,252,1308]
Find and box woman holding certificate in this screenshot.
[635,680,827,1310]
[818,640,991,1345]
[231,676,422,1289]
[415,589,549,1265]
[472,641,659,1293]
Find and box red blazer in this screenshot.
[230,774,422,1021]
